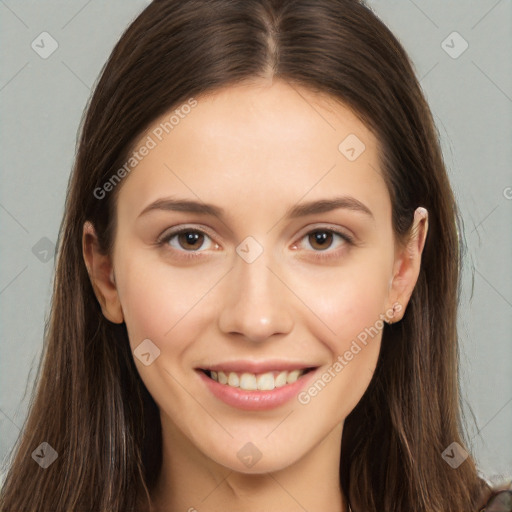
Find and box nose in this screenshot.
[217,248,294,343]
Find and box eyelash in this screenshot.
[156,226,354,262]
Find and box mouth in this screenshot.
[195,363,319,411]
[198,367,317,391]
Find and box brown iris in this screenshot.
[308,230,333,251]
[177,231,204,250]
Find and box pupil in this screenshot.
[181,232,202,249]
[311,231,331,250]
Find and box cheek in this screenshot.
[294,268,387,420]
[289,258,390,412]
[294,259,391,349]
[116,248,233,362]
[114,253,223,416]
[115,252,222,352]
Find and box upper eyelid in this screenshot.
[157,224,216,243]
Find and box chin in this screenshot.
[201,437,308,475]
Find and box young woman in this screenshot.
[0,1,510,510]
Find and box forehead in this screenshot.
[116,79,388,225]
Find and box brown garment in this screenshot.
[480,487,512,512]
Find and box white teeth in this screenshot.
[275,371,288,388]
[256,372,275,391]
[286,369,301,384]
[228,372,239,387]
[240,373,257,390]
[208,368,308,389]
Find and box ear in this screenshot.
[386,207,429,323]
[82,221,124,324]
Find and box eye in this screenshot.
[157,227,218,259]
[294,227,354,260]
[156,225,354,262]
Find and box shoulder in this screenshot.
[478,479,512,512]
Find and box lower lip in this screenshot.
[197,369,318,411]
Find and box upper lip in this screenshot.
[196,360,319,374]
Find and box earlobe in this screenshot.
[82,221,124,324]
[386,207,429,323]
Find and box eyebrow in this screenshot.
[137,195,374,220]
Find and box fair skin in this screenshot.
[83,78,428,512]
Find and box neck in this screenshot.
[149,416,348,512]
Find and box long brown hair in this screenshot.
[0,0,497,510]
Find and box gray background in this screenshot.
[1,0,511,487]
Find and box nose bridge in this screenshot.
[217,241,293,341]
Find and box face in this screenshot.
[85,78,420,475]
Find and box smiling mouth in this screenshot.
[199,368,316,391]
